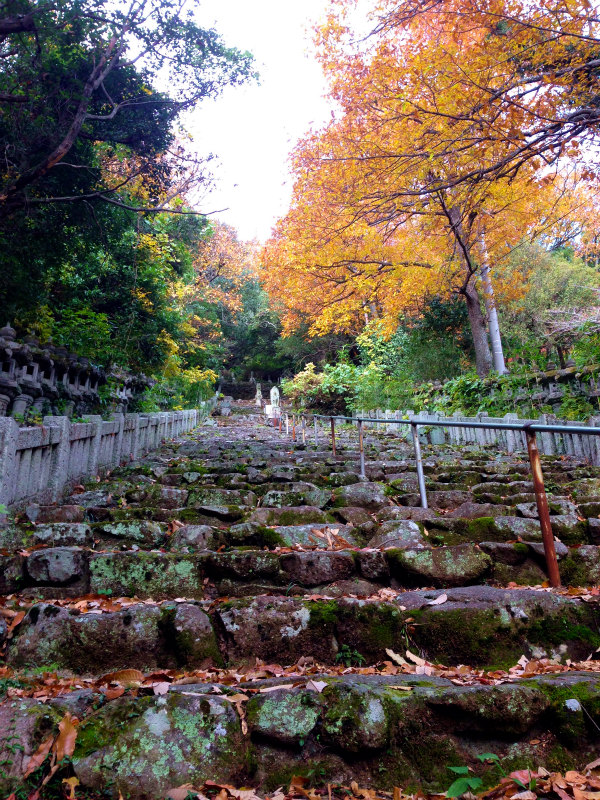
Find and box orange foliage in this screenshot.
[263,0,599,352]
[193,222,259,314]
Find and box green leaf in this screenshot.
[448,766,470,775]
[477,753,500,763]
[446,777,482,798]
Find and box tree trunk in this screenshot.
[480,260,508,374]
[463,282,493,377]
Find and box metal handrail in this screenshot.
[267,408,600,589]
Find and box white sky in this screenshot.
[188,0,332,243]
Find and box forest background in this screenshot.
[3,0,600,420]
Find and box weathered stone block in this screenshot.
[26,546,89,587]
[73,692,246,798]
[280,551,356,586]
[333,482,388,510]
[387,544,492,587]
[89,552,204,599]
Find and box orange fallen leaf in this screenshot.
[55,712,78,762]
[23,734,54,778]
[98,669,144,686]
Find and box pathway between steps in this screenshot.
[1,402,600,797]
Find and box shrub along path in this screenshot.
[1,402,600,797]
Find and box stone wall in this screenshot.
[0,408,204,508]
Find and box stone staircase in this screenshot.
[1,403,600,797]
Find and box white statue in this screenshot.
[255,382,263,407]
[270,386,280,407]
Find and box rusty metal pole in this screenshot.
[301,415,306,444]
[314,416,318,446]
[330,416,336,456]
[525,428,561,587]
[411,423,428,509]
[279,415,282,433]
[358,419,366,479]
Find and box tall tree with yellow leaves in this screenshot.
[263,0,596,376]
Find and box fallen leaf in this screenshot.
[102,686,125,700]
[98,669,144,686]
[305,680,327,693]
[153,682,171,696]
[259,684,294,693]
[55,712,78,762]
[405,650,426,667]
[23,735,54,778]
[62,777,80,800]
[167,785,198,800]
[385,648,408,666]
[427,593,448,606]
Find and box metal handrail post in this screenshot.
[330,416,336,456]
[525,429,561,587]
[411,422,428,509]
[285,413,289,436]
[292,415,296,442]
[314,416,318,446]
[301,415,306,444]
[358,419,366,479]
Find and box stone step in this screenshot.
[2,667,599,797]
[5,587,600,673]
[5,539,600,598]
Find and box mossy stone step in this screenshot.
[6,588,599,673]
[3,671,599,798]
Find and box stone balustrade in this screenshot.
[0,408,204,508]
[355,408,600,464]
[0,323,152,418]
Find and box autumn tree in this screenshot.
[358,0,600,190]
[263,0,597,376]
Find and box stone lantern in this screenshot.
[0,323,20,415]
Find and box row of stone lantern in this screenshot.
[0,324,152,418]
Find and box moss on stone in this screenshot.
[527,612,600,651]
[305,599,339,628]
[559,554,592,587]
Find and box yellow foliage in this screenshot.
[262,0,598,340]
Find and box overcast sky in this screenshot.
[188,0,332,242]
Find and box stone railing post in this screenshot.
[129,413,141,461]
[43,415,70,502]
[0,416,19,506]
[85,415,103,478]
[111,413,125,468]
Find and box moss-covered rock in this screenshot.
[387,545,492,587]
[0,698,62,794]
[89,552,204,599]
[248,506,331,527]
[321,681,401,752]
[8,603,168,673]
[187,486,257,508]
[332,482,388,510]
[94,520,166,547]
[247,689,322,745]
[73,692,247,799]
[427,684,549,735]
[261,482,331,509]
